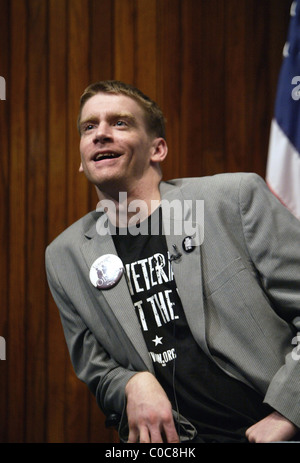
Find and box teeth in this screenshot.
[95,153,118,160]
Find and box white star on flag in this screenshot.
[152,335,163,346]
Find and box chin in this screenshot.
[94,177,125,194]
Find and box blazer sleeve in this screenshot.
[239,173,300,426]
[45,247,137,417]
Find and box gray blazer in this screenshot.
[45,173,300,435]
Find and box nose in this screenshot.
[93,122,113,144]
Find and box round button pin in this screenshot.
[90,254,124,289]
[182,236,195,253]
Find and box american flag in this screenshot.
[266,0,300,220]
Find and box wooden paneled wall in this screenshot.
[0,0,291,443]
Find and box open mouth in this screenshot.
[94,152,121,161]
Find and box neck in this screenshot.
[96,181,161,228]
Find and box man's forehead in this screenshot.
[81,92,143,116]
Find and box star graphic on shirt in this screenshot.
[152,335,163,346]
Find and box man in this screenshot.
[46,80,300,443]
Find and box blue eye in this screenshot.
[115,120,126,127]
[81,124,95,133]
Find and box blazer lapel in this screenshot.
[81,214,153,371]
[160,183,211,357]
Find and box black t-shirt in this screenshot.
[112,208,272,442]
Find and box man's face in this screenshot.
[79,92,159,195]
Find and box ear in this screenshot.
[79,162,84,172]
[150,138,168,164]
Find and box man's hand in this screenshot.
[245,411,298,443]
[125,371,180,443]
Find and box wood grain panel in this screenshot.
[6,0,27,443]
[47,0,68,443]
[0,0,292,443]
[244,0,271,176]
[135,0,157,99]
[90,0,114,83]
[25,0,48,442]
[0,0,9,444]
[181,0,205,178]
[156,0,182,180]
[200,0,226,177]
[225,0,249,173]
[114,0,135,82]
